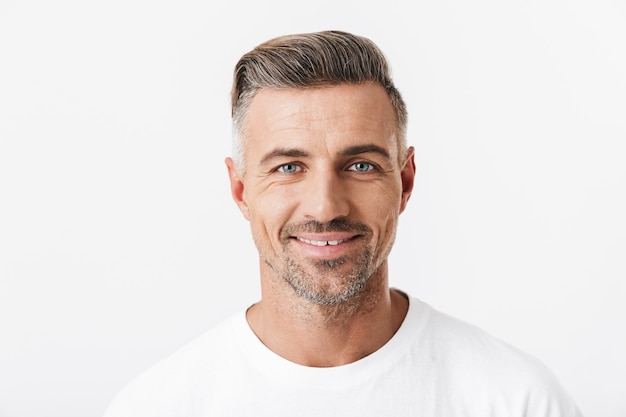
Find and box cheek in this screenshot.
[364,186,402,239]
[369,185,402,217]
[247,188,297,236]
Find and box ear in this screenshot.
[399,146,416,214]
[225,157,250,221]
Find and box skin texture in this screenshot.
[226,83,416,367]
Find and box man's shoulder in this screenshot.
[407,297,583,416]
[103,310,246,417]
[411,297,557,378]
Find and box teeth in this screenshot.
[297,237,347,246]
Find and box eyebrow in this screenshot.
[340,144,391,160]
[259,148,310,165]
[259,144,391,165]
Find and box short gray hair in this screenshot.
[231,30,408,172]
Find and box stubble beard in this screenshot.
[261,219,379,308]
[281,245,374,306]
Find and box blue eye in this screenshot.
[348,162,374,172]
[277,163,301,173]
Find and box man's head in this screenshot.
[226,31,415,307]
[230,30,408,174]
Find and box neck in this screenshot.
[246,261,409,367]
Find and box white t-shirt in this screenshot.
[104,296,583,416]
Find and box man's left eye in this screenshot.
[348,162,375,172]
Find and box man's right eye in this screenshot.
[276,163,302,173]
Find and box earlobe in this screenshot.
[399,147,416,214]
[225,157,250,220]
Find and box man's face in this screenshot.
[226,83,414,305]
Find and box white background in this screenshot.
[1,0,624,416]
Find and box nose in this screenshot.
[301,170,350,223]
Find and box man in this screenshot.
[104,30,583,416]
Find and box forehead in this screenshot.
[243,83,398,158]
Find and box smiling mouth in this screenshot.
[295,237,351,246]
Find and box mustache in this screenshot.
[280,219,370,240]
